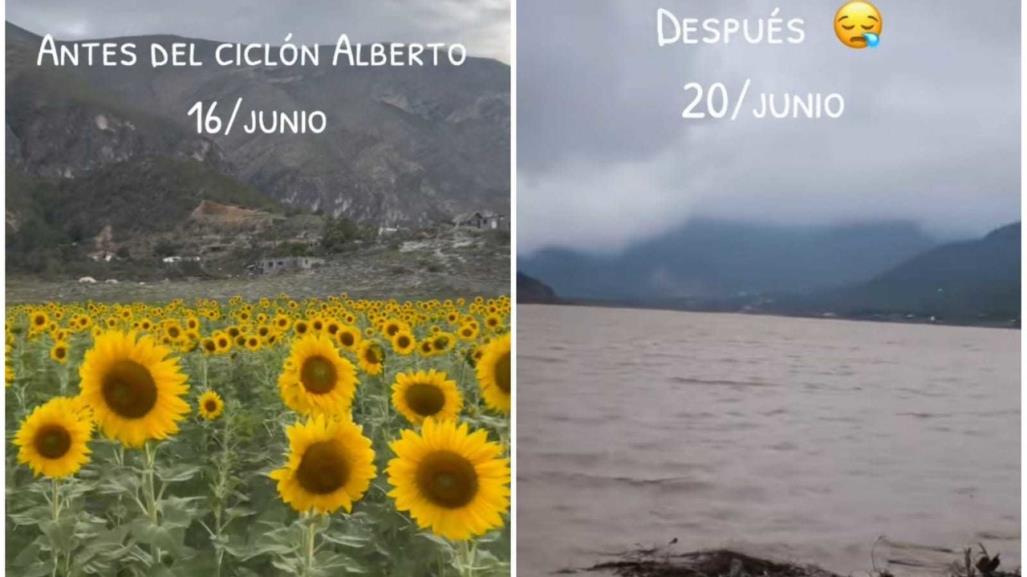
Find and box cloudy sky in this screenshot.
[519,0,1020,255]
[6,0,510,62]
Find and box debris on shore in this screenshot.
[559,542,1019,577]
[563,549,840,577]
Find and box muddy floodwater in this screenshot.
[517,305,1020,575]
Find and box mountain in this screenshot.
[6,158,283,274]
[28,157,280,237]
[520,218,937,301]
[517,272,557,303]
[5,22,509,228]
[5,25,226,176]
[789,223,1020,324]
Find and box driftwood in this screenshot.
[560,540,1019,577]
[570,549,840,577]
[873,537,1017,577]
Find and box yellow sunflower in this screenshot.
[50,341,70,364]
[387,418,509,540]
[78,330,190,447]
[200,338,218,355]
[430,332,456,354]
[197,390,225,421]
[390,330,417,356]
[29,310,50,334]
[15,397,92,478]
[357,340,385,376]
[278,334,358,416]
[476,333,511,414]
[391,370,463,425]
[269,415,376,514]
[335,324,361,351]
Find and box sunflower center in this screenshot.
[34,425,72,459]
[397,335,411,348]
[296,441,349,494]
[364,345,382,364]
[300,356,337,395]
[102,360,159,419]
[416,450,478,508]
[405,383,446,416]
[204,400,218,412]
[494,351,510,394]
[340,333,355,347]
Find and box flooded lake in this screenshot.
[517,305,1020,575]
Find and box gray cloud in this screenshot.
[518,0,1019,254]
[7,0,510,62]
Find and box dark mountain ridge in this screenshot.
[785,222,1020,324]
[521,218,937,301]
[523,220,1020,327]
[517,272,557,303]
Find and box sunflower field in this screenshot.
[5,294,511,577]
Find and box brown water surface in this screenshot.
[518,305,1020,575]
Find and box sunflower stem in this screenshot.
[49,478,62,577]
[143,441,163,565]
[455,539,476,577]
[381,370,392,441]
[302,511,320,576]
[51,477,61,524]
[212,411,232,577]
[58,362,69,396]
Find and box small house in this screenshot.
[162,256,201,264]
[453,211,507,231]
[255,256,325,275]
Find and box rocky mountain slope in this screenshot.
[5,21,509,229]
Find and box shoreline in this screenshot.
[518,299,1020,330]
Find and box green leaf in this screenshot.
[417,532,455,551]
[39,516,77,552]
[7,504,51,526]
[10,540,42,568]
[242,542,297,561]
[125,519,180,554]
[156,464,201,483]
[160,496,201,529]
[14,562,52,577]
[319,531,370,548]
[224,504,256,520]
[317,551,371,574]
[271,557,300,573]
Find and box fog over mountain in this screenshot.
[518,0,1019,255]
[520,218,938,300]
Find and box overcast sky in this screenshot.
[6,0,510,62]
[519,0,1020,255]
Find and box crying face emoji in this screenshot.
[834,1,882,49]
